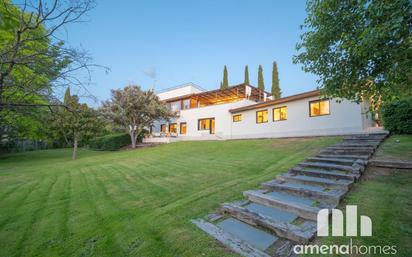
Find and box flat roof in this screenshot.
[229,89,321,113]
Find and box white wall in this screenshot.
[230,96,365,139]
[157,84,204,101]
[149,96,369,141]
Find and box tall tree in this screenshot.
[271,61,281,99]
[294,0,412,104]
[221,65,229,89]
[49,87,104,160]
[257,65,265,92]
[244,65,250,84]
[102,86,175,148]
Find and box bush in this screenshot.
[88,133,131,151]
[382,98,412,134]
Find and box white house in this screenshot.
[145,83,374,143]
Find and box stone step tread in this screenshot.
[261,180,346,205]
[220,203,316,244]
[299,162,358,172]
[306,157,358,165]
[192,218,272,257]
[316,154,370,160]
[337,142,380,147]
[327,146,375,151]
[319,150,372,156]
[244,190,327,221]
[279,173,353,188]
[291,167,358,181]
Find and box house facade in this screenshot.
[146,83,374,142]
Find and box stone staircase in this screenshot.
[192,133,388,257]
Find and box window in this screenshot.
[169,123,177,133]
[198,118,211,130]
[273,106,287,121]
[170,101,181,112]
[182,99,190,110]
[180,122,187,134]
[256,110,268,123]
[309,99,330,117]
[160,124,166,133]
[233,114,242,122]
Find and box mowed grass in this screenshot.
[0,137,339,257]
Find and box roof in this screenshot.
[162,83,271,104]
[229,89,321,113]
[156,82,206,94]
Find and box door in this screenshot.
[210,118,215,134]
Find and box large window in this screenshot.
[256,110,268,123]
[309,99,330,117]
[169,123,177,133]
[170,101,181,112]
[198,118,212,130]
[182,99,190,110]
[160,124,167,133]
[233,114,242,122]
[180,122,187,134]
[273,106,287,121]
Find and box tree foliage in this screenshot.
[257,65,264,91]
[221,65,229,89]
[48,87,105,159]
[244,65,250,84]
[271,61,281,99]
[294,0,412,103]
[102,85,174,148]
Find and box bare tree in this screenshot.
[0,0,108,106]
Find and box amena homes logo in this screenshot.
[293,205,398,255]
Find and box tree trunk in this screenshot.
[72,136,78,160]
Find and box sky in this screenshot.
[66,0,318,105]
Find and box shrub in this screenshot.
[88,133,131,151]
[381,98,412,134]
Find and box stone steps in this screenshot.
[290,166,359,181]
[243,190,327,221]
[192,132,388,256]
[261,180,345,205]
[278,173,353,190]
[220,203,316,244]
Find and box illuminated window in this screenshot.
[160,124,166,133]
[273,106,287,121]
[309,99,330,117]
[198,118,211,130]
[256,110,268,123]
[169,123,177,133]
[233,114,242,122]
[180,122,187,134]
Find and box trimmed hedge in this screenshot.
[382,98,412,134]
[88,133,131,151]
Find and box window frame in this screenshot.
[256,109,268,124]
[198,118,214,131]
[309,99,331,117]
[180,122,187,135]
[232,114,242,122]
[160,124,167,133]
[169,123,177,133]
[273,106,287,122]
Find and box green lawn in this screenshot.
[0,137,339,257]
[374,134,412,161]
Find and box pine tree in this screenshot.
[271,61,281,99]
[221,65,229,89]
[257,65,264,91]
[244,65,250,84]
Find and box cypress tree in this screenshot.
[244,65,250,84]
[257,65,264,91]
[271,61,281,99]
[64,87,71,104]
[221,65,229,89]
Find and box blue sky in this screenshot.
[66,0,318,104]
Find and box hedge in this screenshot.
[88,133,131,151]
[381,98,412,134]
